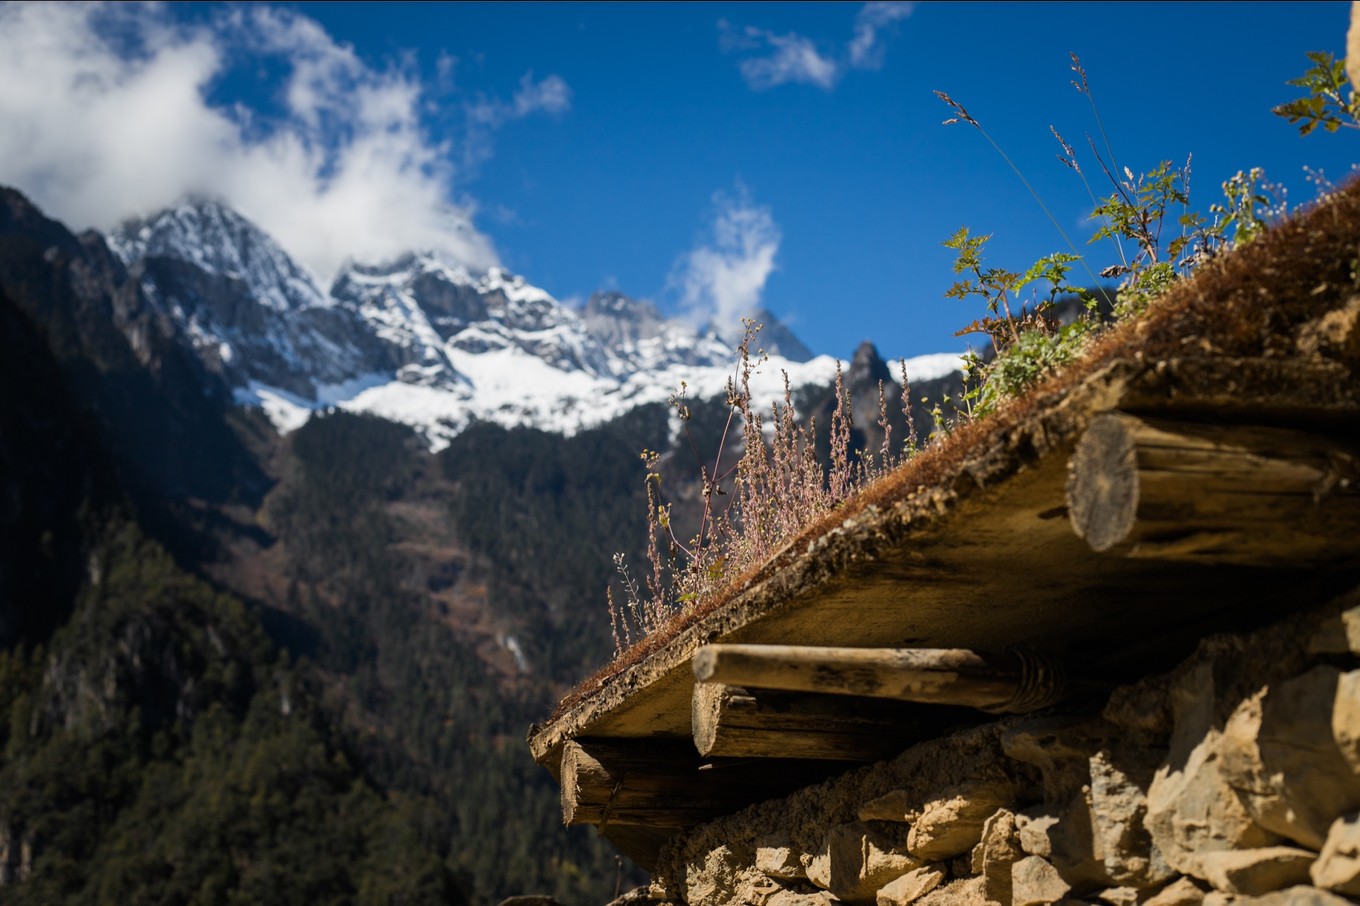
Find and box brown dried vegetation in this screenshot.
[550,174,1360,724]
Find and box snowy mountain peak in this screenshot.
[335,250,475,287]
[706,307,813,363]
[480,265,553,304]
[585,290,657,317]
[582,291,667,345]
[105,195,959,449]
[110,197,327,313]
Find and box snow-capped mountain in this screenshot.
[111,196,326,313]
[107,197,962,448]
[109,198,401,400]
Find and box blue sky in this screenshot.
[0,2,1355,361]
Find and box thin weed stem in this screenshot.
[607,323,926,657]
[1071,53,1126,206]
[936,90,1102,291]
[1052,124,1128,269]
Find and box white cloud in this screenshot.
[737,28,839,91]
[0,2,570,282]
[464,72,572,170]
[245,5,367,128]
[723,2,914,91]
[468,71,573,126]
[848,2,914,69]
[514,72,572,117]
[673,188,781,333]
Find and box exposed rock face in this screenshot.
[683,845,757,906]
[1087,748,1173,888]
[1307,594,1360,658]
[1195,847,1315,896]
[755,837,807,880]
[862,790,918,823]
[1222,886,1354,905]
[1331,670,1360,776]
[908,783,1014,862]
[1010,855,1070,906]
[1145,661,1278,878]
[656,588,1360,906]
[0,188,271,510]
[1016,801,1104,889]
[807,822,919,903]
[1311,813,1360,895]
[1218,667,1360,850]
[877,865,946,906]
[115,198,387,399]
[976,809,1024,905]
[1143,876,1206,906]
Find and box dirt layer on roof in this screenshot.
[536,177,1360,737]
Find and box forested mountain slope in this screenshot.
[0,186,963,903]
[0,292,461,904]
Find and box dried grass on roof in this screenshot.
[543,177,1360,727]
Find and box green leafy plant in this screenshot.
[607,46,1337,658]
[937,52,1300,418]
[945,228,1080,345]
[1090,160,1187,270]
[1272,50,1360,135]
[942,227,1086,417]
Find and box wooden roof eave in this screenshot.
[529,354,1360,773]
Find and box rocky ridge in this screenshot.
[107,197,961,448]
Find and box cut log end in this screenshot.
[1066,412,1139,551]
[692,646,720,684]
[559,741,606,826]
[1066,411,1360,565]
[691,683,724,756]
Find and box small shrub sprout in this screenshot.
[936,52,1306,418]
[1272,51,1360,135]
[607,46,1350,659]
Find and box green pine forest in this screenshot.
[0,185,955,904]
[0,204,660,905]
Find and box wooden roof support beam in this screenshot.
[1067,412,1360,566]
[692,682,972,761]
[560,739,838,830]
[692,645,1065,713]
[561,739,706,828]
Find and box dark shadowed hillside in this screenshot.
[0,187,962,904]
[0,290,463,904]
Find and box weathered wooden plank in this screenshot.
[561,739,704,827]
[691,645,1065,713]
[528,359,1360,769]
[560,739,840,829]
[1066,413,1360,565]
[692,683,966,760]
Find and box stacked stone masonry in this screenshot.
[652,587,1360,906]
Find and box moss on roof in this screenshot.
[538,176,1360,733]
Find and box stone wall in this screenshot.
[653,586,1360,906]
